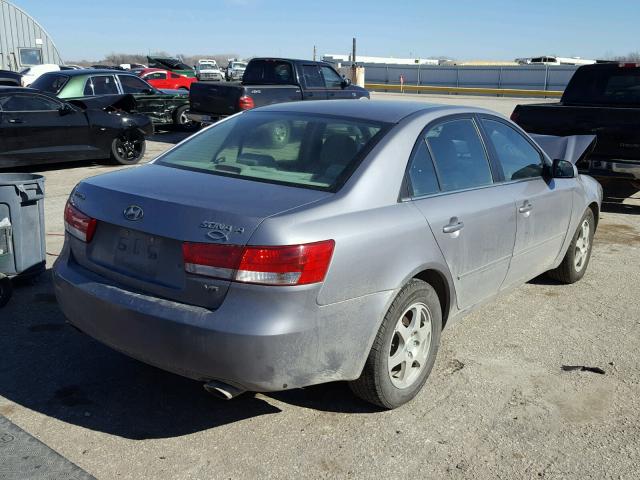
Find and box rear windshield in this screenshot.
[31,74,69,94]
[243,60,295,85]
[563,67,640,106]
[156,112,388,191]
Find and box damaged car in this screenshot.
[30,70,192,128]
[53,101,602,409]
[0,87,152,168]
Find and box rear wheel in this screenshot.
[110,130,146,165]
[547,209,595,284]
[173,105,199,130]
[349,279,442,409]
[0,274,12,308]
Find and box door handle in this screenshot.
[443,217,464,234]
[8,119,24,124]
[518,201,533,214]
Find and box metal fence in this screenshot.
[356,63,578,94]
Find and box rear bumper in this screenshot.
[52,246,393,392]
[580,159,640,181]
[186,112,224,125]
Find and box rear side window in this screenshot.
[118,75,152,93]
[302,65,324,88]
[243,60,295,85]
[407,139,439,197]
[481,119,543,181]
[84,76,119,95]
[30,74,69,94]
[425,119,493,192]
[563,67,640,105]
[156,112,388,191]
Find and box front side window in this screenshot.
[118,75,152,93]
[156,112,388,191]
[407,139,440,197]
[145,72,167,81]
[19,48,42,66]
[481,119,543,181]
[0,94,60,112]
[425,118,493,192]
[320,66,343,89]
[84,76,119,95]
[302,65,324,88]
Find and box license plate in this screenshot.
[114,229,162,278]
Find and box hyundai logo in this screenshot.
[123,205,144,221]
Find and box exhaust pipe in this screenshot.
[203,380,245,400]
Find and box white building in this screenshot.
[323,54,439,66]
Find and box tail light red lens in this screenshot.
[182,240,335,286]
[64,202,97,243]
[238,95,255,110]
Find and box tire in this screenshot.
[110,130,146,165]
[0,275,12,308]
[173,105,199,130]
[349,279,442,409]
[547,209,595,284]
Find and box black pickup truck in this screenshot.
[188,58,369,124]
[511,63,640,187]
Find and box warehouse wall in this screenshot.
[0,0,62,71]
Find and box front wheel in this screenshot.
[349,279,442,409]
[0,274,12,308]
[547,209,595,284]
[110,131,146,165]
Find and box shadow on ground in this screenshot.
[0,271,376,441]
[600,180,640,215]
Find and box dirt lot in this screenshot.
[1,94,640,479]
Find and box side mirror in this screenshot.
[341,78,351,88]
[142,88,156,95]
[551,159,576,179]
[59,104,74,116]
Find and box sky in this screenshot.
[14,0,640,62]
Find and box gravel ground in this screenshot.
[1,94,639,479]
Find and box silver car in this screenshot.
[53,101,602,409]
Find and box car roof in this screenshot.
[41,69,131,77]
[255,100,454,123]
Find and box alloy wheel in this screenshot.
[574,218,591,272]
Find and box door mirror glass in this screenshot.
[552,159,575,178]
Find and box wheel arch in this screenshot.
[413,268,453,328]
[588,201,599,228]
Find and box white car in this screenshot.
[195,59,223,81]
[20,64,61,86]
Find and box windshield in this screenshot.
[232,62,247,69]
[30,74,70,94]
[199,63,217,70]
[156,112,389,191]
[563,67,640,106]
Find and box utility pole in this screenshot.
[351,37,357,82]
[313,45,316,61]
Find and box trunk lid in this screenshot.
[70,164,330,309]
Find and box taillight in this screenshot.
[238,95,255,110]
[182,240,335,286]
[64,202,97,243]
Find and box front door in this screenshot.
[320,66,355,100]
[409,117,517,310]
[0,93,90,166]
[300,64,328,101]
[478,116,574,287]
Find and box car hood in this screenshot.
[71,163,332,244]
[530,134,597,165]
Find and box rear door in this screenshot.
[0,93,91,164]
[478,116,574,287]
[410,116,517,310]
[83,75,120,96]
[300,64,328,100]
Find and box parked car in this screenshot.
[512,62,640,188]
[19,64,62,86]
[120,63,147,70]
[147,56,196,78]
[138,68,197,91]
[0,70,21,86]
[188,58,369,125]
[30,70,192,127]
[195,59,224,81]
[53,100,601,409]
[0,87,152,168]
[226,60,247,81]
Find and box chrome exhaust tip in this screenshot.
[203,380,245,400]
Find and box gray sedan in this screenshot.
[53,100,602,409]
